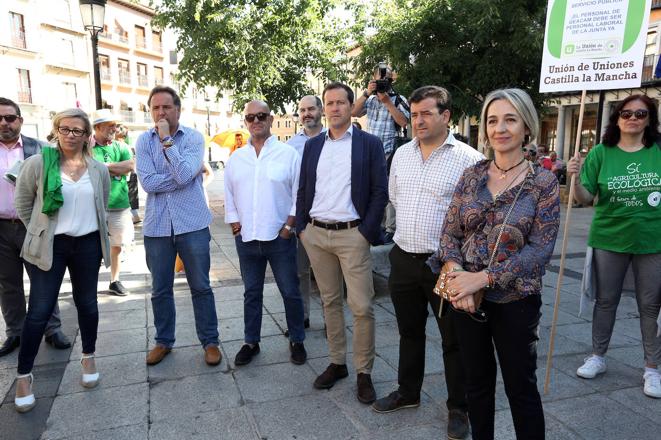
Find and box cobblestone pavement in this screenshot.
[1,169,659,439]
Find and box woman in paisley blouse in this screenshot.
[430,88,560,439]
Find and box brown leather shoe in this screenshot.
[357,373,376,404]
[204,344,222,366]
[146,345,171,365]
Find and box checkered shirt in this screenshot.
[389,133,485,253]
[359,95,410,155]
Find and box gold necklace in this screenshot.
[493,157,526,180]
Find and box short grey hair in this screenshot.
[478,88,539,149]
[51,108,93,156]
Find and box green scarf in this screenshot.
[41,147,63,216]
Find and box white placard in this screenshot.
[540,0,652,93]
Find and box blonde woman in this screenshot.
[13,108,111,413]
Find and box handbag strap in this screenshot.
[486,162,532,268]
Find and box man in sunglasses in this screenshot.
[297,82,388,404]
[0,97,71,357]
[224,100,307,366]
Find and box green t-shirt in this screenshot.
[581,143,661,254]
[92,140,132,209]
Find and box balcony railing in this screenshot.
[137,74,149,87]
[152,42,162,53]
[100,32,129,45]
[119,110,135,123]
[642,54,659,83]
[136,37,146,49]
[119,70,131,84]
[17,88,32,103]
[11,30,26,49]
[118,34,129,44]
[143,112,153,123]
[101,68,111,81]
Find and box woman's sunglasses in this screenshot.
[619,109,648,120]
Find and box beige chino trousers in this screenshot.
[301,224,375,374]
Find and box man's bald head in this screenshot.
[244,99,270,114]
[297,95,323,133]
[244,100,273,141]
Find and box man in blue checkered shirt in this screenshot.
[352,65,410,157]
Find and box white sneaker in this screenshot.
[577,355,607,379]
[643,371,661,398]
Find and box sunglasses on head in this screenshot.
[523,147,537,155]
[244,112,269,123]
[619,109,648,120]
[0,114,20,123]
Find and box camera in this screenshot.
[374,62,393,94]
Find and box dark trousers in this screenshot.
[18,232,102,374]
[452,295,545,440]
[0,219,61,338]
[388,244,467,412]
[128,173,139,210]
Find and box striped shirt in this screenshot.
[135,125,212,237]
[389,133,484,253]
[356,95,410,155]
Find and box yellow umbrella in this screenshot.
[212,129,250,149]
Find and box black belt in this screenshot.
[396,244,432,260]
[311,219,361,230]
[0,218,21,224]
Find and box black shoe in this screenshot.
[356,373,376,404]
[234,343,260,366]
[313,363,348,389]
[289,342,307,365]
[108,281,129,296]
[45,331,72,349]
[0,336,20,357]
[372,390,420,413]
[447,409,470,440]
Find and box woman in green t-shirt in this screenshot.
[568,94,661,399]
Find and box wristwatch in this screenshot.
[283,224,294,233]
[161,136,174,147]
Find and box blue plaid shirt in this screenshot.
[135,125,212,237]
[357,95,410,155]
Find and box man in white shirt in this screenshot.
[225,100,307,366]
[286,95,325,331]
[372,86,484,440]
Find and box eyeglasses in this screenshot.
[619,109,649,120]
[244,112,269,123]
[0,114,20,123]
[57,127,86,137]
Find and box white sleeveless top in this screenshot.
[54,170,99,236]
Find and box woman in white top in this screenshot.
[13,108,111,413]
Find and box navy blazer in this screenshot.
[22,135,46,158]
[296,127,388,245]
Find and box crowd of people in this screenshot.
[0,76,659,440]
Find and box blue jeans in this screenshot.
[235,235,305,343]
[145,227,219,348]
[18,232,102,375]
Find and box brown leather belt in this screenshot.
[311,219,361,230]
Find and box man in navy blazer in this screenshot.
[296,82,387,405]
[0,97,69,357]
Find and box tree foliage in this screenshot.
[353,0,547,119]
[152,0,361,113]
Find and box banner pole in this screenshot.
[544,88,587,394]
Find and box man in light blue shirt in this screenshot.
[287,95,325,331]
[136,86,220,367]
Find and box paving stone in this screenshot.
[537,325,592,357]
[150,371,241,422]
[539,304,587,326]
[607,386,661,425]
[233,362,318,403]
[42,383,148,439]
[249,394,362,439]
[71,327,146,359]
[97,309,146,333]
[555,321,640,349]
[364,423,443,440]
[97,296,147,313]
[606,345,648,370]
[3,362,67,403]
[147,305,196,327]
[377,340,445,376]
[307,354,398,386]
[219,315,282,343]
[58,423,148,440]
[58,352,147,395]
[0,397,53,440]
[147,345,229,381]
[217,299,250,319]
[545,393,661,439]
[148,407,257,440]
[372,321,402,348]
[550,352,642,393]
[493,408,580,439]
[148,324,202,348]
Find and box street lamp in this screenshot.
[79,0,106,110]
[292,111,299,134]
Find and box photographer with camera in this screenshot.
[352,64,410,158]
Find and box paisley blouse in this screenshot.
[428,160,560,303]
